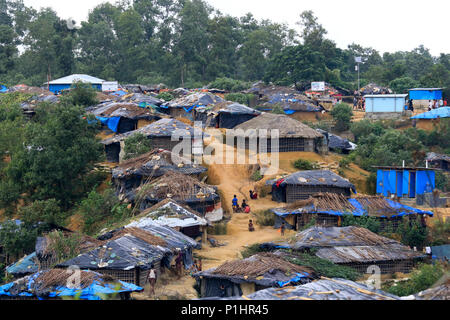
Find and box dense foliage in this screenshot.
[0,1,446,93]
[123,133,153,160]
[330,103,353,132]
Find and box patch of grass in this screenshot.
[208,221,228,235]
[254,210,275,227]
[293,159,319,170]
[251,170,263,182]
[284,250,362,281]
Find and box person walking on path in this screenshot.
[175,249,184,279]
[280,222,286,236]
[232,195,238,212]
[147,264,157,297]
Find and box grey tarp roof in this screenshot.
[426,152,450,163]
[112,92,163,106]
[101,118,196,145]
[266,170,356,191]
[414,284,450,300]
[316,129,356,151]
[130,199,208,229]
[164,92,224,108]
[90,102,165,120]
[204,278,401,300]
[112,149,207,179]
[219,103,261,115]
[57,234,169,270]
[261,226,424,263]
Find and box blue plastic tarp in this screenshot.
[277,272,310,288]
[95,116,121,133]
[0,271,143,300]
[0,84,8,93]
[411,107,450,119]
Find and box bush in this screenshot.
[60,81,99,107]
[341,214,382,234]
[251,170,263,182]
[224,93,255,106]
[339,157,351,169]
[285,251,361,281]
[397,218,428,249]
[123,133,152,160]
[331,103,353,132]
[19,199,66,226]
[209,78,251,92]
[435,171,449,192]
[156,92,174,102]
[208,221,228,235]
[254,210,275,227]
[384,263,445,297]
[78,188,131,235]
[293,159,319,170]
[271,104,284,114]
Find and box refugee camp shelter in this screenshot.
[101,118,199,163]
[374,166,436,199]
[316,129,356,154]
[411,107,450,130]
[161,92,224,119]
[112,148,207,198]
[128,199,208,240]
[90,102,166,134]
[409,88,443,110]
[47,74,105,94]
[219,278,401,300]
[233,113,326,153]
[58,225,199,286]
[0,269,142,300]
[5,252,39,279]
[431,244,449,262]
[414,284,450,300]
[271,193,433,231]
[194,253,315,298]
[426,152,450,171]
[193,102,261,129]
[263,226,425,274]
[364,94,408,119]
[267,170,356,203]
[135,171,223,222]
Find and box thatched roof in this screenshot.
[90,102,166,119]
[272,193,433,218]
[234,113,323,138]
[211,253,313,278]
[101,118,195,145]
[137,171,219,203]
[112,148,207,179]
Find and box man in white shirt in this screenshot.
[147,264,157,297]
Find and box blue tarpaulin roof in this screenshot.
[272,196,433,218]
[6,252,39,276]
[96,116,121,133]
[0,270,142,300]
[411,107,450,119]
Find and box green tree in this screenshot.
[330,103,353,132]
[123,133,152,160]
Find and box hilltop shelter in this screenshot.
[271,193,433,231]
[232,113,326,153]
[47,74,105,94]
[193,102,261,129]
[409,88,443,110]
[220,278,401,300]
[112,148,207,198]
[364,94,409,120]
[261,226,425,274]
[58,225,199,286]
[0,269,142,300]
[426,152,450,171]
[128,199,209,240]
[411,107,450,130]
[91,102,166,134]
[101,118,199,163]
[161,92,224,119]
[374,166,436,199]
[267,170,356,203]
[194,253,315,298]
[5,252,39,279]
[135,171,223,222]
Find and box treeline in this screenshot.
[0,0,449,93]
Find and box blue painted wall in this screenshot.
[49,83,102,94]
[377,169,435,198]
[409,90,442,100]
[365,96,407,113]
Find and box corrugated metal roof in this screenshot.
[48,74,105,85]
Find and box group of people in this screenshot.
[428,99,447,111]
[232,191,257,214]
[353,96,365,111]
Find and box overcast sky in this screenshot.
[23,0,449,56]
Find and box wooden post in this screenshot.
[202,226,208,244]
